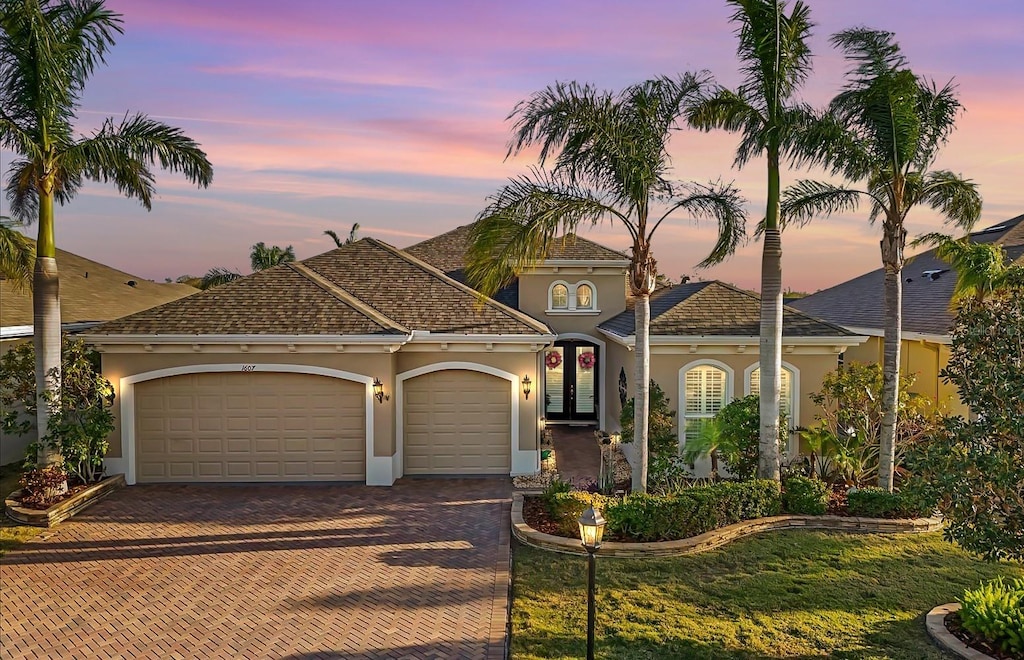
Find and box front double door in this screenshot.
[544,340,599,423]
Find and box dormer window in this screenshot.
[547,280,599,313]
[551,283,569,309]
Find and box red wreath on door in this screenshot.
[578,351,596,370]
[545,351,563,369]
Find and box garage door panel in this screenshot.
[135,372,365,483]
[403,370,511,475]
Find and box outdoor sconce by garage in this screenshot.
[372,378,389,404]
[522,375,532,399]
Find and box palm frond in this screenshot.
[199,267,242,290]
[914,79,962,170]
[654,180,748,267]
[324,229,343,247]
[465,171,626,297]
[919,170,982,233]
[830,27,908,90]
[915,233,1014,303]
[780,180,865,228]
[729,0,815,112]
[250,242,295,271]
[4,157,40,221]
[0,220,35,290]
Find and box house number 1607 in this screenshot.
[240,365,256,372]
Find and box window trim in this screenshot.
[546,279,600,314]
[678,359,735,452]
[744,361,801,458]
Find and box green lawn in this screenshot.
[512,531,1023,659]
[0,461,41,557]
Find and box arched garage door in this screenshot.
[403,370,511,475]
[134,372,365,482]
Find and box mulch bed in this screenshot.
[522,495,565,536]
[13,479,89,510]
[945,611,1020,660]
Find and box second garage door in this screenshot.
[135,371,365,483]
[403,370,511,475]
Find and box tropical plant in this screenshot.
[249,241,295,271]
[683,394,787,481]
[781,28,982,491]
[958,578,1024,656]
[0,218,33,289]
[912,232,1024,304]
[325,222,360,247]
[620,380,678,458]
[466,76,747,492]
[0,0,213,470]
[1,337,114,485]
[904,291,1024,561]
[687,0,815,483]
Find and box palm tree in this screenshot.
[325,223,359,247]
[913,233,1024,303]
[781,28,981,491]
[687,0,814,483]
[249,242,295,270]
[0,0,213,467]
[0,219,33,290]
[466,76,747,493]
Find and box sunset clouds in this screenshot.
[11,0,1021,290]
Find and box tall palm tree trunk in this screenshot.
[878,225,905,491]
[633,292,651,493]
[758,153,783,481]
[33,190,62,468]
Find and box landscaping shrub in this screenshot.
[647,454,694,495]
[540,476,572,508]
[846,487,931,519]
[620,380,677,456]
[18,465,69,507]
[782,475,829,515]
[547,491,610,537]
[959,577,1024,656]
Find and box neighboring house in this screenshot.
[1,243,196,464]
[82,226,864,486]
[790,214,1024,417]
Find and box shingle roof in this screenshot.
[90,238,551,338]
[599,280,853,338]
[1,242,195,328]
[89,263,406,336]
[303,239,550,335]
[789,214,1024,336]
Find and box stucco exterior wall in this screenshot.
[517,270,627,336]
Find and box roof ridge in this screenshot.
[366,238,552,334]
[287,261,411,334]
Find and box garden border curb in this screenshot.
[4,473,126,528]
[925,603,996,660]
[511,492,943,558]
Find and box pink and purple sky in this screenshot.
[5,0,1023,292]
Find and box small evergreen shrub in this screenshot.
[846,487,931,519]
[782,476,830,515]
[540,476,572,510]
[620,380,677,456]
[547,491,610,537]
[959,577,1024,656]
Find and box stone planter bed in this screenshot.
[926,604,1015,660]
[5,473,126,528]
[512,492,943,558]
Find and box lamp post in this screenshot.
[578,505,606,660]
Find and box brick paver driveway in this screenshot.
[0,479,511,659]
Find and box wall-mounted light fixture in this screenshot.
[372,378,389,404]
[522,375,532,399]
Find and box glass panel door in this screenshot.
[544,346,565,418]
[575,345,596,415]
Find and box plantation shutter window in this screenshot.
[683,366,728,447]
[749,367,793,424]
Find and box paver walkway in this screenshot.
[0,479,511,659]
[549,427,601,485]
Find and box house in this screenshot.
[790,213,1024,417]
[1,243,196,464]
[82,226,865,486]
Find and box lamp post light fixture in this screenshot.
[578,505,606,660]
[522,375,532,399]
[372,378,389,404]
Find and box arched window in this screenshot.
[575,283,593,309]
[681,364,730,447]
[748,366,795,424]
[551,283,569,309]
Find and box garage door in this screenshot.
[403,370,511,475]
[135,372,365,483]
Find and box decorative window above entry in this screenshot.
[547,280,599,313]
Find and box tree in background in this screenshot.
[781,28,981,491]
[0,219,33,289]
[913,232,1024,304]
[195,241,295,289]
[325,223,360,247]
[466,76,746,492]
[687,0,815,483]
[0,0,213,471]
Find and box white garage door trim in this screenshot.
[396,362,536,478]
[110,364,385,485]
